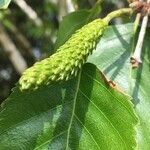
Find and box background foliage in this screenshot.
[0,0,150,149]
[0,0,128,102]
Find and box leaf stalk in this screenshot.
[103,8,133,23]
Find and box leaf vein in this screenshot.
[78,89,127,149]
[74,114,101,150]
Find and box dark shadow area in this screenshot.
[0,82,63,149]
[131,63,143,106]
[104,50,130,80]
[132,29,150,106]
[147,44,150,71]
[146,33,150,71]
[104,26,131,80]
[48,63,95,149]
[23,84,63,150]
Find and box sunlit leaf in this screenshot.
[0,0,11,9]
[0,63,137,149]
[88,24,150,149]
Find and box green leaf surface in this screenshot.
[0,0,11,9]
[54,2,101,50]
[88,24,150,149]
[0,63,137,150]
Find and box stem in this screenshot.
[134,13,141,34]
[131,15,148,65]
[96,0,103,4]
[103,8,133,23]
[131,0,150,68]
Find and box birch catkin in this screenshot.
[19,19,108,91]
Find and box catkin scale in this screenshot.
[19,19,108,91]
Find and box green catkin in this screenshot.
[19,19,108,91]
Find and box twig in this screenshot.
[134,13,141,34]
[57,0,75,21]
[2,20,35,59]
[0,24,27,74]
[131,0,150,68]
[14,0,43,27]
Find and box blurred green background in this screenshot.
[0,0,128,102]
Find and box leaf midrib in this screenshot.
[65,70,82,150]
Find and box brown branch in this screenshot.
[0,24,27,74]
[57,0,75,21]
[14,0,43,27]
[4,22,35,59]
